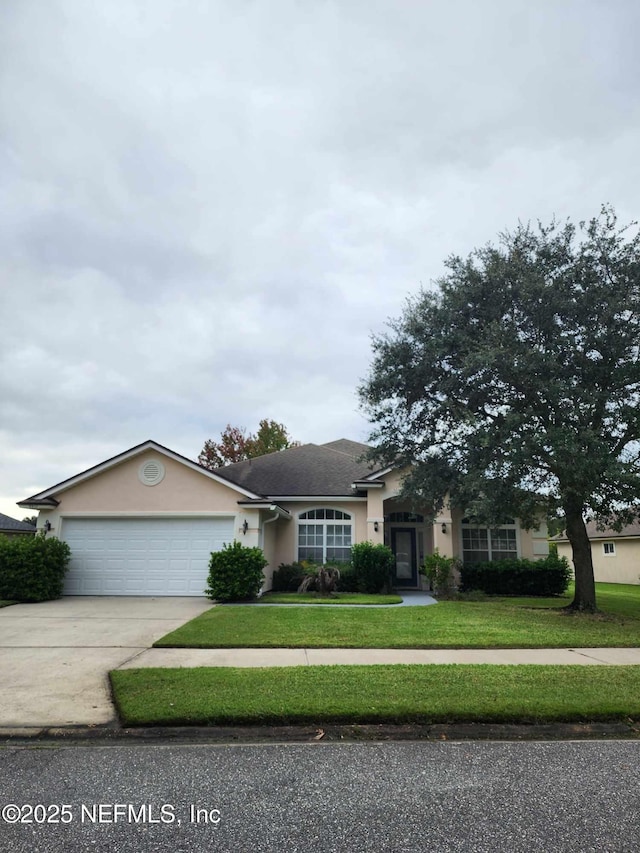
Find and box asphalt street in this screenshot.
[1,740,639,852]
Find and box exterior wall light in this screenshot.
[441,523,447,534]
[374,521,379,532]
[44,520,52,532]
[242,520,249,535]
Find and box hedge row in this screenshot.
[271,544,395,595]
[271,562,360,593]
[271,562,307,592]
[0,535,71,601]
[460,554,571,596]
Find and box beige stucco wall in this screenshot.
[366,469,406,544]
[36,450,244,539]
[520,520,549,560]
[557,538,640,585]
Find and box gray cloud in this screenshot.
[1,0,639,514]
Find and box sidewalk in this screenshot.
[119,646,640,669]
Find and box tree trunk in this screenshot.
[563,496,597,612]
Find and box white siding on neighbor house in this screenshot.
[61,517,235,596]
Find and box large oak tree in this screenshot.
[359,207,640,611]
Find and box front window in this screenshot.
[298,509,352,563]
[603,542,616,556]
[461,519,518,563]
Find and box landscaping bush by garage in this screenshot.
[351,542,395,593]
[0,534,71,601]
[460,554,571,596]
[205,541,267,602]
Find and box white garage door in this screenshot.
[61,517,235,596]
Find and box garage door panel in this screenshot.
[77,580,102,595]
[62,517,235,596]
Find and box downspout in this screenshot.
[260,508,280,547]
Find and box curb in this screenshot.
[2,720,639,745]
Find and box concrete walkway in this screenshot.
[120,646,640,669]
[224,591,438,608]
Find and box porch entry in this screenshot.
[390,527,418,588]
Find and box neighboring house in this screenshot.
[0,513,36,537]
[555,520,640,585]
[18,439,549,597]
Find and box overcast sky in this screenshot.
[2,0,639,517]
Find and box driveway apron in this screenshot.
[0,597,212,727]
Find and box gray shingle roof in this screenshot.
[321,439,371,459]
[555,517,640,541]
[214,440,376,497]
[0,513,36,532]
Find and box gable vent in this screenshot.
[138,459,165,486]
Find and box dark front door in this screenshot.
[391,527,418,587]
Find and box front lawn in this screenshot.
[257,592,402,605]
[0,601,15,608]
[155,583,640,649]
[111,664,640,726]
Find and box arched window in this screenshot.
[298,509,352,563]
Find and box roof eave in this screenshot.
[351,480,385,490]
[17,497,60,510]
[236,501,291,517]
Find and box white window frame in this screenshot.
[602,542,616,556]
[460,519,520,563]
[297,508,353,564]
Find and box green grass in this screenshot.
[490,582,640,618]
[154,583,640,649]
[258,592,402,605]
[0,601,16,608]
[111,664,640,726]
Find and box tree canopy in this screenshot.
[198,419,298,469]
[359,207,640,611]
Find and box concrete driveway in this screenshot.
[0,597,212,728]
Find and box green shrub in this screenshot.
[460,553,571,596]
[336,563,358,592]
[421,549,461,598]
[351,542,395,594]
[205,541,267,602]
[0,534,71,601]
[271,562,308,592]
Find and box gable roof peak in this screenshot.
[18,438,264,507]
